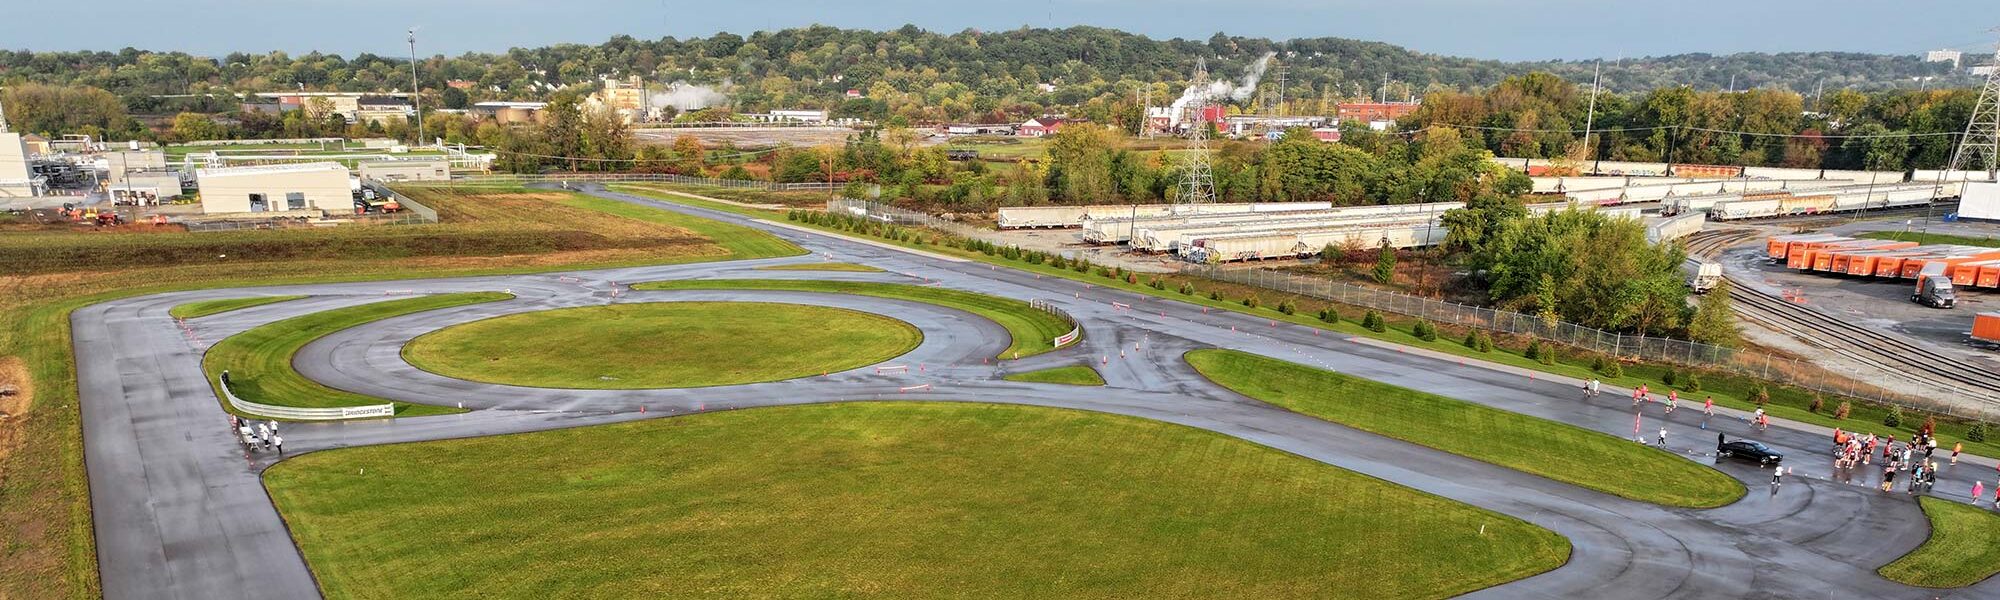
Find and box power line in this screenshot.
[1402,122,1964,140]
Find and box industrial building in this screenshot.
[590,76,650,123]
[358,159,451,182]
[195,162,353,214]
[472,101,548,124]
[0,132,35,198]
[352,96,416,125]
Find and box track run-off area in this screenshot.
[77,184,2000,599]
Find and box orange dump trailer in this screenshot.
[1979,262,2000,288]
[1973,312,2000,345]
[1848,250,1925,276]
[1768,234,1847,261]
[1792,239,1871,270]
[1901,250,2000,279]
[1952,260,2000,286]
[1822,241,1919,272]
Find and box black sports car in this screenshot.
[1717,440,1784,465]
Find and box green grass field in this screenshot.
[1003,365,1105,386]
[1186,349,1745,508]
[264,402,1569,599]
[753,262,883,272]
[203,293,511,417]
[545,193,804,260]
[403,301,920,389]
[168,295,306,319]
[634,279,1072,359]
[606,184,2000,460]
[1880,497,2000,588]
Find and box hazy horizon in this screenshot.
[5,0,1996,62]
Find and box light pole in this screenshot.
[408,29,424,149]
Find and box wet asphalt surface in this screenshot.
[73,184,2000,599]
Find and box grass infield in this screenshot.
[1880,497,2000,588]
[264,402,1569,599]
[168,295,305,320]
[202,293,512,418]
[1186,349,1745,509]
[634,279,1071,358]
[1003,365,1105,386]
[752,262,883,272]
[402,301,920,389]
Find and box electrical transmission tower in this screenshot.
[1176,58,1217,206]
[1949,32,2000,181]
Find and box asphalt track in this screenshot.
[73,183,2000,599]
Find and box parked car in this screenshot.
[1717,440,1784,465]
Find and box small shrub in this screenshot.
[1242,296,1261,309]
[1660,369,1678,387]
[1113,266,1125,279]
[1277,300,1296,315]
[1808,393,1824,414]
[1751,385,1769,407]
[1537,345,1556,365]
[1524,340,1542,360]
[1884,405,1904,428]
[1590,356,1610,374]
[1362,311,1386,332]
[1683,374,1701,393]
[1179,282,1194,295]
[1600,360,1622,378]
[1150,278,1166,290]
[1096,267,1112,278]
[1125,272,1139,284]
[1970,421,1989,442]
[1463,331,1480,349]
[1834,400,1851,420]
[1412,320,1437,341]
[1209,291,1223,301]
[1319,307,1339,323]
[1474,332,1494,353]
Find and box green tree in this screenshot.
[1686,280,1741,347]
[170,112,224,142]
[1045,123,1118,202]
[1372,240,1396,284]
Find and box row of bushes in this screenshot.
[785,207,2000,445]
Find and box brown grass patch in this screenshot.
[0,356,29,463]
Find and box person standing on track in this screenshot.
[272,435,284,455]
[1975,481,1985,504]
[1954,442,1963,465]
[1772,463,1784,488]
[1658,427,1668,447]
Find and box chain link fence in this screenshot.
[452,172,863,193]
[1179,263,2000,421]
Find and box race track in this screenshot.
[73,184,2000,599]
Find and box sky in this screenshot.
[6,0,1996,62]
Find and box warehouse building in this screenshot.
[196,162,353,214]
[0,132,36,198]
[358,159,451,182]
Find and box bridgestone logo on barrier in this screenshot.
[219,377,395,420]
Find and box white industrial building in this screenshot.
[357,159,451,182]
[195,162,353,214]
[1959,182,2000,222]
[0,132,34,198]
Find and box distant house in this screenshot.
[845,89,863,99]
[1311,127,1342,143]
[1018,116,1068,137]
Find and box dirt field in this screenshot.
[633,126,859,148]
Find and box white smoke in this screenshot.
[1167,52,1277,127]
[651,81,730,111]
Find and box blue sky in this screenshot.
[6,0,1995,61]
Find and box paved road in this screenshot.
[74,183,2000,599]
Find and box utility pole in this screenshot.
[408,28,425,149]
[1582,60,1602,173]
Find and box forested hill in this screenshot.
[0,26,1977,112]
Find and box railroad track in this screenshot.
[1683,228,2000,403]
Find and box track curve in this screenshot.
[73,184,2000,599]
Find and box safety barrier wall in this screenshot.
[371,182,440,223]
[219,375,395,420]
[1030,299,1082,348]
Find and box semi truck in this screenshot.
[1915,262,1957,308]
